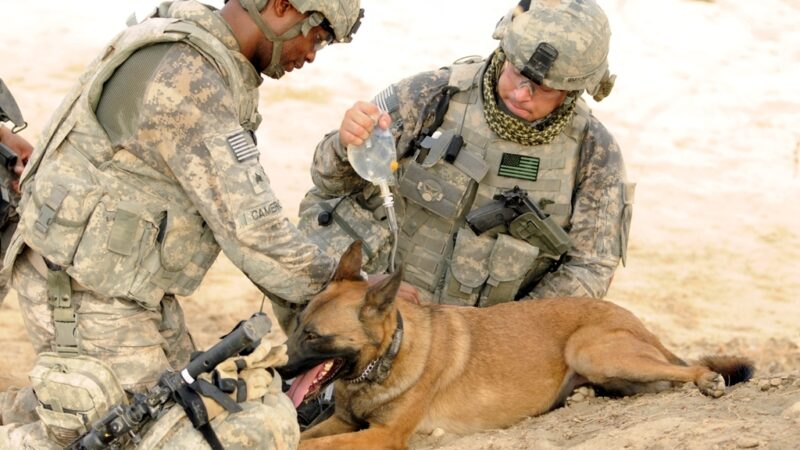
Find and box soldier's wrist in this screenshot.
[329,134,348,163]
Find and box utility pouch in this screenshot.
[30,352,127,446]
[442,228,493,306]
[68,199,162,306]
[398,162,472,220]
[508,211,571,259]
[17,154,103,267]
[479,234,539,307]
[298,191,391,274]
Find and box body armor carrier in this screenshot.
[300,59,592,305]
[394,59,590,305]
[3,4,260,307]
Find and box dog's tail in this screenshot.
[698,355,755,386]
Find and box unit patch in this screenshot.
[247,165,268,195]
[227,130,259,162]
[498,153,540,182]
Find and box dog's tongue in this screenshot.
[286,361,328,408]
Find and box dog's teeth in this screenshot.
[324,361,333,371]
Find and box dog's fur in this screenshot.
[280,242,754,450]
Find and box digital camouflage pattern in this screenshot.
[303,56,634,303]
[0,394,298,450]
[501,0,616,100]
[288,0,362,42]
[2,1,321,447]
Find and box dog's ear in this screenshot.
[332,240,364,282]
[361,266,404,320]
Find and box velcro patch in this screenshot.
[227,130,259,163]
[498,153,540,182]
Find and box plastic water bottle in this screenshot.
[347,123,399,272]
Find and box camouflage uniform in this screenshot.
[0,0,343,446]
[300,1,634,305]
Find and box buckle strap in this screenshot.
[46,266,78,355]
[34,185,68,237]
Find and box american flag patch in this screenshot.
[498,153,540,181]
[227,130,259,162]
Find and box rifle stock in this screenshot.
[65,314,271,450]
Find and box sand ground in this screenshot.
[1,0,799,448]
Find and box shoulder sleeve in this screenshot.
[528,115,632,299]
[131,43,334,303]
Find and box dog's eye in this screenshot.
[304,329,320,341]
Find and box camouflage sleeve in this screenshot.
[133,44,333,304]
[310,68,451,197]
[527,117,633,299]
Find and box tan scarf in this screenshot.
[482,48,577,146]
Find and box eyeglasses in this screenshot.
[313,28,334,51]
[501,61,563,100]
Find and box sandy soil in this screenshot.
[2,0,799,448]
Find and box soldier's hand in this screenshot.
[0,125,33,193]
[338,101,392,148]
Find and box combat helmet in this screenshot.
[497,0,616,101]
[237,0,363,79]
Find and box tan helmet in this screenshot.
[238,0,363,78]
[499,0,616,101]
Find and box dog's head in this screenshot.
[279,241,404,407]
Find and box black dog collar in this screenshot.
[346,311,404,384]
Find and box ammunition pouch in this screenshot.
[30,353,127,446]
[443,229,540,306]
[479,234,540,307]
[442,229,493,306]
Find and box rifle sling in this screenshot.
[174,383,225,450]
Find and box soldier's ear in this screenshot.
[332,241,363,282]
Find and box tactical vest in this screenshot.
[396,60,590,306]
[2,7,260,308]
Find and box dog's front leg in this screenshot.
[299,424,408,450]
[301,414,358,440]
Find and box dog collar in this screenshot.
[346,311,404,384]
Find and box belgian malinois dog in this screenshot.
[280,242,753,450]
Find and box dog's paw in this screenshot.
[566,386,596,405]
[697,372,726,398]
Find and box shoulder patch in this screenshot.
[373,85,399,114]
[227,130,259,162]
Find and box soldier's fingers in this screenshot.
[377,112,392,130]
[339,129,365,148]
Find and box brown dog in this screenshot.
[280,242,753,450]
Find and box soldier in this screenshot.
[0,0,362,448]
[299,0,635,307]
[0,78,32,302]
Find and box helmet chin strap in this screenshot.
[241,0,306,79]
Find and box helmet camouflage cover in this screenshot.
[499,0,615,100]
[290,0,363,42]
[250,0,363,42]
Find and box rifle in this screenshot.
[0,79,24,229]
[465,186,571,258]
[65,313,271,450]
[0,78,26,133]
